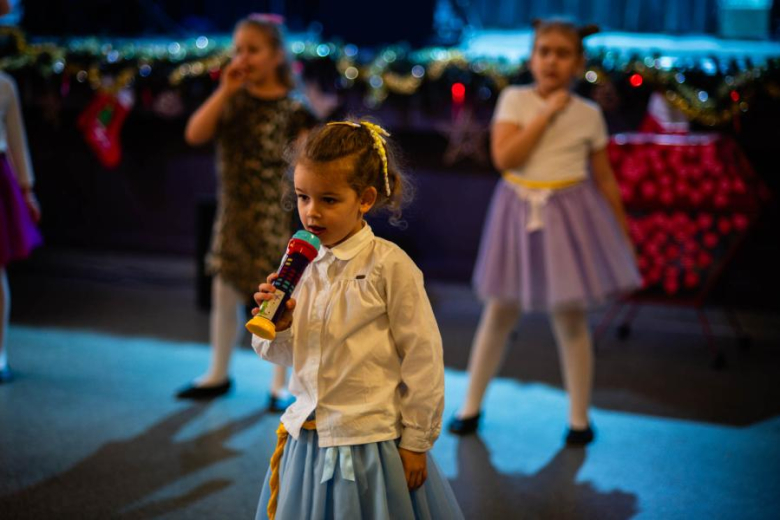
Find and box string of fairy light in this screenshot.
[1,27,778,125]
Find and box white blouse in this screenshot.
[252,224,444,452]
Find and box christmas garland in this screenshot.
[2,27,779,126]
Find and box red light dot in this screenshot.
[630,74,644,87]
[451,83,466,104]
[730,91,740,102]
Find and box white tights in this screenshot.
[198,275,287,393]
[459,300,593,429]
[0,268,9,370]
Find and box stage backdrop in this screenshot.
[465,0,721,35]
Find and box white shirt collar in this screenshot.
[315,223,374,263]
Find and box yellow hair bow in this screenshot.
[327,121,391,196]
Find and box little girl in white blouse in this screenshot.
[250,120,463,520]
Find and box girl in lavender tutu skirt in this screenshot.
[449,20,640,444]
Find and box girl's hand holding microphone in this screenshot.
[252,273,296,332]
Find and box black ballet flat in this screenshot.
[175,379,232,400]
[448,413,481,435]
[565,425,595,446]
[267,393,294,413]
[0,366,13,384]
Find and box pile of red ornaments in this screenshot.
[608,133,766,296]
[628,211,751,296]
[608,134,762,212]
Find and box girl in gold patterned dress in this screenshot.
[176,14,316,402]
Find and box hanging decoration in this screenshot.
[77,87,134,169]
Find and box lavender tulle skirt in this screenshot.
[472,179,640,311]
[0,155,42,267]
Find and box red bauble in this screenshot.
[703,232,719,249]
[690,165,705,180]
[641,181,658,200]
[653,213,667,228]
[675,181,691,198]
[684,271,701,289]
[697,213,714,230]
[733,213,749,231]
[648,267,663,283]
[645,242,661,257]
[689,191,704,207]
[620,184,635,203]
[672,211,688,227]
[652,231,668,246]
[718,217,732,235]
[733,178,747,194]
[683,240,699,253]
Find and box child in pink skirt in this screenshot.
[0,71,43,383]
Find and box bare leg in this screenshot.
[458,300,522,418]
[550,307,593,429]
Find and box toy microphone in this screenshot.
[245,230,321,340]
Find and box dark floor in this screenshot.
[1,249,780,519]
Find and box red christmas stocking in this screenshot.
[78,90,133,169]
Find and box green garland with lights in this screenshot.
[2,27,779,126]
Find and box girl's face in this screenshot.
[530,30,584,94]
[294,161,377,248]
[232,26,283,86]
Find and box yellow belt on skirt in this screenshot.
[501,173,583,231]
[268,419,357,520]
[501,172,582,190]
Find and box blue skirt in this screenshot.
[255,428,464,520]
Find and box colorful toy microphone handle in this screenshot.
[245,230,321,340]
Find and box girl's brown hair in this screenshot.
[236,15,295,90]
[531,19,600,55]
[286,119,413,226]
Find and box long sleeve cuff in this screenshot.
[399,426,434,452]
[251,327,293,366]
